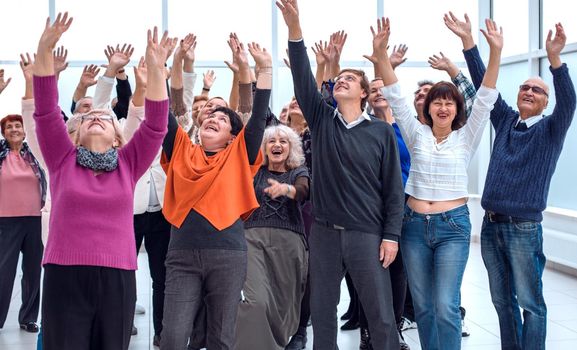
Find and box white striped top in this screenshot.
[381,83,498,201]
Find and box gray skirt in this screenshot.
[235,227,308,350]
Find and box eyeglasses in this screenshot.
[335,74,359,83]
[519,84,548,97]
[80,114,114,123]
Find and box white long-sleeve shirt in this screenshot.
[381,82,498,201]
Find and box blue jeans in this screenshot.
[480,217,546,350]
[401,204,471,350]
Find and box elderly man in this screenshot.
[277,1,404,349]
[446,12,576,350]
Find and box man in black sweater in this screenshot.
[278,1,404,349]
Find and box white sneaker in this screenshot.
[399,317,417,332]
[135,303,146,315]
[461,319,470,337]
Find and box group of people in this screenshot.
[0,1,574,350]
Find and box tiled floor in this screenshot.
[3,242,577,349]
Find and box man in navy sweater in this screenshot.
[445,13,576,350]
[277,1,404,349]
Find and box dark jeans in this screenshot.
[481,217,546,350]
[0,216,42,328]
[42,264,136,350]
[134,210,170,336]
[161,249,247,350]
[309,222,398,350]
[401,204,470,350]
[360,247,407,327]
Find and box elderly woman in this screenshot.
[160,40,272,350]
[236,124,309,350]
[0,114,46,334]
[370,18,502,350]
[32,13,170,350]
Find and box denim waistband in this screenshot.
[404,204,469,219]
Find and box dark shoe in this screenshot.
[341,308,353,320]
[359,327,373,350]
[20,322,39,333]
[399,330,410,350]
[285,333,307,350]
[340,318,360,331]
[131,325,138,336]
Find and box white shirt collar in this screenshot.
[516,115,543,128]
[333,109,371,129]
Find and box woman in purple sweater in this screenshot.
[32,13,170,350]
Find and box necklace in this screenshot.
[433,132,451,143]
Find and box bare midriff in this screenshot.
[407,196,467,214]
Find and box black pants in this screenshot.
[134,210,170,336]
[161,249,247,350]
[360,248,407,327]
[42,264,136,350]
[309,222,399,349]
[0,216,42,328]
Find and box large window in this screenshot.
[493,0,529,57]
[542,0,577,47]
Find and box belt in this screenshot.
[485,211,530,224]
[315,218,345,230]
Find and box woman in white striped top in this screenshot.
[368,17,503,350]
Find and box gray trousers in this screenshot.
[236,227,308,350]
[310,222,399,350]
[161,249,247,350]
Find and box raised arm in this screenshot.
[545,23,577,136]
[0,68,12,94]
[311,40,327,89]
[429,52,476,118]
[277,0,334,130]
[71,64,99,112]
[225,33,242,111]
[171,34,196,115]
[33,12,75,171]
[244,42,272,164]
[93,43,134,110]
[113,70,132,119]
[367,17,421,146]
[52,45,68,81]
[462,19,502,151]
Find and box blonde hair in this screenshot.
[261,125,304,170]
[74,109,127,148]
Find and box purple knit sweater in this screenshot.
[33,75,168,270]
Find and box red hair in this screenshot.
[1,114,24,135]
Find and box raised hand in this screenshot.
[79,64,100,88]
[480,18,503,51]
[0,69,11,94]
[546,23,566,68]
[329,30,347,62]
[53,46,69,75]
[203,70,216,89]
[428,52,459,78]
[444,12,472,39]
[134,56,147,88]
[363,17,390,65]
[389,44,408,69]
[224,33,241,74]
[38,12,73,52]
[19,53,35,81]
[230,33,249,70]
[104,43,134,73]
[276,0,300,30]
[248,42,272,68]
[146,27,173,69]
[444,12,475,50]
[175,33,197,61]
[312,41,328,66]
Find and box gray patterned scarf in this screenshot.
[76,146,118,172]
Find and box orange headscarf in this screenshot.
[161,127,262,230]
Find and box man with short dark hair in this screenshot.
[277,1,404,348]
[446,12,576,349]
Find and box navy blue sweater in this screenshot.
[288,39,404,241]
[463,46,576,221]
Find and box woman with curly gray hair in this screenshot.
[236,124,310,350]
